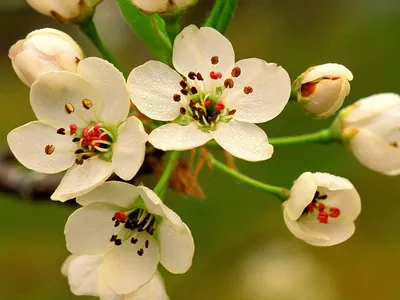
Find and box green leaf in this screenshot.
[115,0,172,62]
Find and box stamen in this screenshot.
[44,144,55,155]
[210,71,222,80]
[215,101,225,112]
[145,240,149,249]
[228,109,236,115]
[82,154,91,160]
[196,72,204,81]
[329,207,341,218]
[181,89,189,96]
[110,235,117,242]
[244,86,254,94]
[114,211,127,222]
[317,212,329,224]
[188,72,197,80]
[137,248,144,256]
[231,67,241,77]
[224,78,234,89]
[173,94,181,102]
[211,56,219,64]
[72,137,81,143]
[179,80,187,88]
[114,239,122,246]
[74,149,84,154]
[301,82,317,97]
[82,98,93,110]
[70,124,77,135]
[64,103,75,114]
[390,141,398,147]
[75,158,83,165]
[190,87,198,94]
[180,107,186,114]
[57,128,66,135]
[204,100,211,107]
[131,238,138,244]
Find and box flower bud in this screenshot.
[293,63,353,119]
[26,0,103,23]
[338,93,400,175]
[9,28,84,87]
[132,0,198,15]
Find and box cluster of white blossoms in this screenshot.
[6,1,399,298]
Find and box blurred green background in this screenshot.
[1,0,400,299]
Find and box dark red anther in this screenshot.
[329,207,341,218]
[114,211,127,222]
[307,202,316,213]
[318,203,326,212]
[210,71,222,80]
[69,124,77,135]
[215,100,225,112]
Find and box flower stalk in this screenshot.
[268,128,335,146]
[153,151,180,195]
[208,153,290,201]
[79,18,123,73]
[205,0,238,34]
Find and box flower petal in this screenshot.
[112,117,148,180]
[61,254,77,277]
[98,265,124,300]
[30,71,102,128]
[127,61,182,121]
[78,58,130,124]
[226,59,291,123]
[102,233,159,294]
[138,186,183,229]
[173,25,235,79]
[7,121,77,174]
[285,172,318,221]
[67,254,103,296]
[211,120,273,161]
[350,129,400,175]
[345,93,400,124]
[149,122,212,151]
[302,63,353,83]
[76,181,140,208]
[65,203,118,255]
[125,273,169,300]
[158,221,194,274]
[51,158,114,202]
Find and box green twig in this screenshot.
[79,18,124,73]
[268,128,334,146]
[208,153,290,201]
[153,151,180,196]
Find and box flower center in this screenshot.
[302,191,341,224]
[172,56,253,132]
[44,99,116,164]
[109,208,156,257]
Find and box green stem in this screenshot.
[164,15,181,44]
[151,15,172,63]
[268,128,334,146]
[205,0,238,34]
[79,18,124,73]
[153,151,180,196]
[208,153,289,201]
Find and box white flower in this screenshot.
[340,93,400,175]
[293,63,353,119]
[62,254,170,300]
[26,0,103,23]
[64,181,194,294]
[127,25,291,162]
[8,28,84,87]
[283,172,361,246]
[7,57,148,202]
[132,0,197,15]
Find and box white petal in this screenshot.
[132,0,168,13]
[78,58,130,125]
[158,221,194,274]
[30,71,102,128]
[285,172,318,221]
[67,254,103,296]
[61,254,77,277]
[173,25,235,79]
[211,120,273,161]
[102,233,159,294]
[314,172,355,191]
[226,59,291,123]
[65,203,118,255]
[302,63,353,83]
[138,186,184,229]
[77,181,140,208]
[284,208,356,247]
[51,158,114,202]
[149,122,212,151]
[127,61,182,121]
[112,117,148,180]
[344,93,400,124]
[314,79,350,119]
[350,129,400,175]
[125,273,169,300]
[98,265,124,300]
[7,121,77,174]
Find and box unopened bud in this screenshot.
[132,0,198,16]
[8,28,84,87]
[293,63,353,119]
[26,0,103,23]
